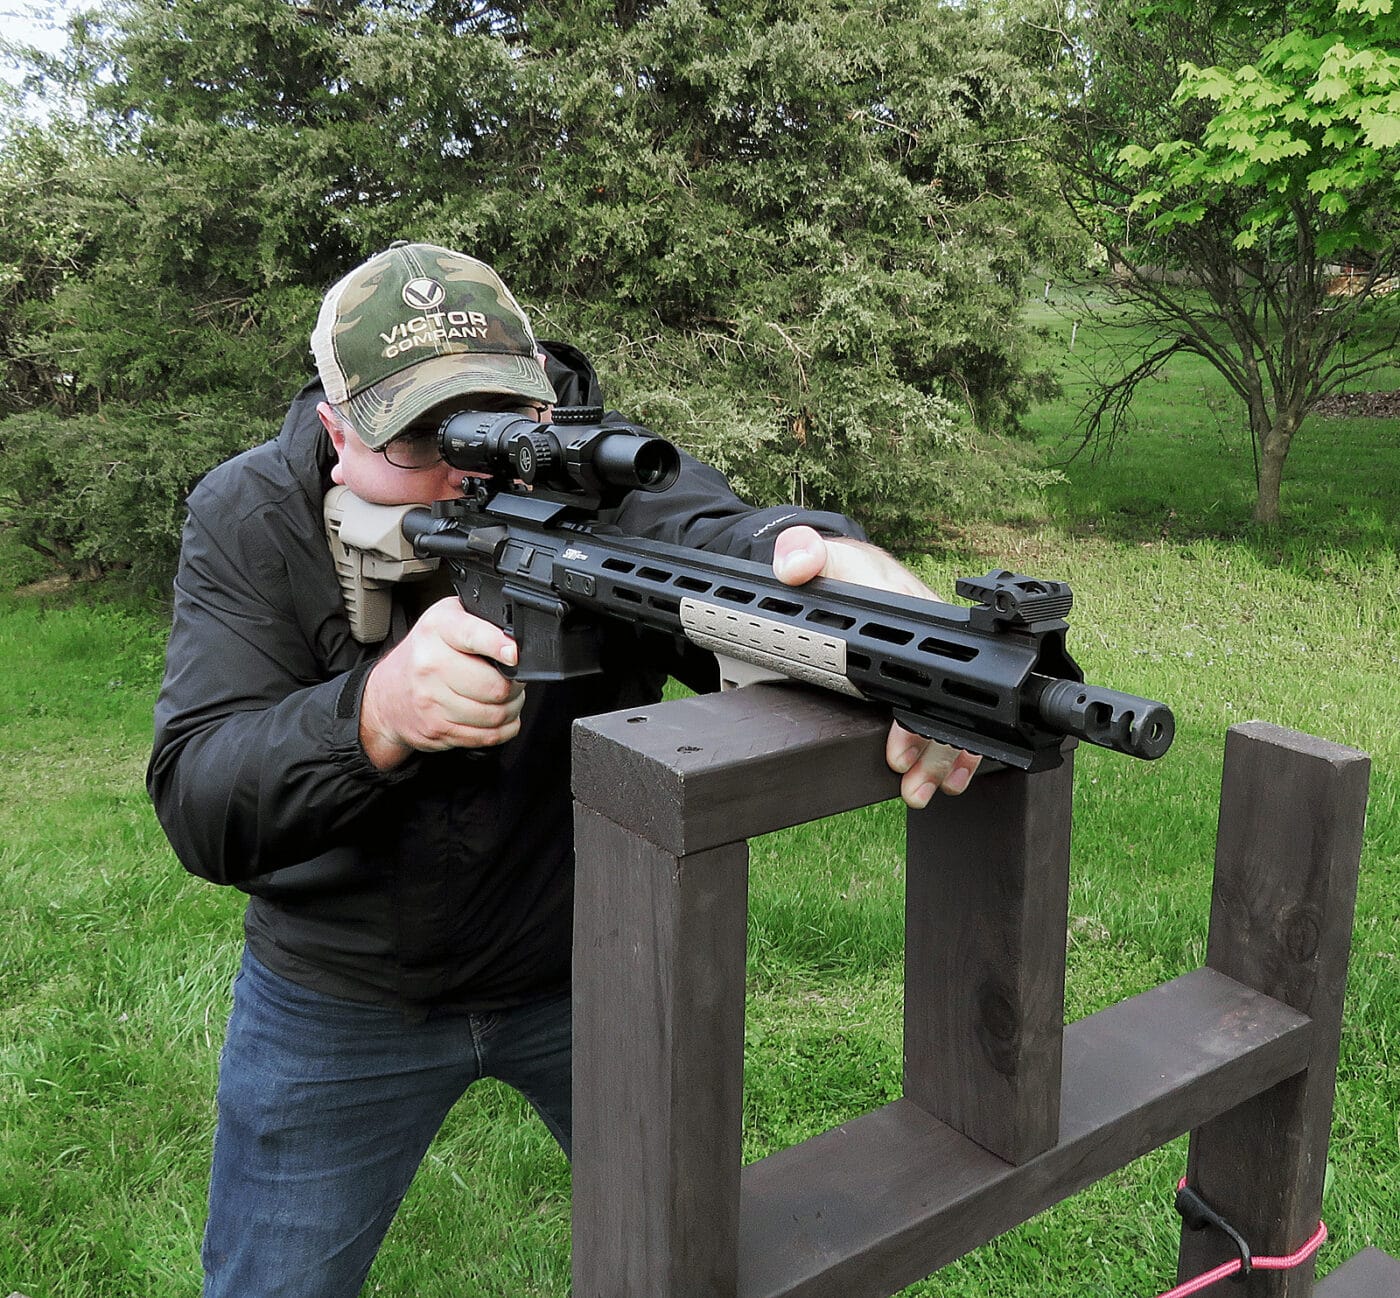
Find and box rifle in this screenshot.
[327,408,1174,773]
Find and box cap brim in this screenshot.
[345,352,558,449]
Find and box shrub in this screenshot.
[0,403,274,589]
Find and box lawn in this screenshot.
[1,300,1396,1296]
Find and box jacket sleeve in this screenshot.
[146,459,414,888]
[535,350,865,560]
[613,447,867,562]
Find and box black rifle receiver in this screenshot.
[402,412,1174,772]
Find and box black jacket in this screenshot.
[148,366,863,1013]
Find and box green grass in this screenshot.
[2,309,1398,1295]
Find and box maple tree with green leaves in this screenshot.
[1056,0,1400,524]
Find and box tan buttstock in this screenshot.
[323,485,439,643]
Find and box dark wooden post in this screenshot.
[571,809,749,1297]
[903,752,1075,1163]
[1176,723,1371,1296]
[571,684,898,1298]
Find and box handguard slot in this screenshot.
[880,661,933,688]
[918,636,979,663]
[861,622,915,646]
[805,608,854,629]
[941,679,1000,711]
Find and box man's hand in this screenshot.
[772,525,981,809]
[359,597,526,771]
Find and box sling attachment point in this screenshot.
[1174,1181,1252,1279]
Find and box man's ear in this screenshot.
[317,401,348,455]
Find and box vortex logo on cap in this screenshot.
[402,278,446,309]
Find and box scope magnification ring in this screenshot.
[508,427,558,484]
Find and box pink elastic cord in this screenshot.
[1156,1179,1328,1298]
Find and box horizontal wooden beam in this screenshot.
[1314,1250,1400,1298]
[572,683,896,856]
[737,968,1312,1298]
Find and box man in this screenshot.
[148,241,977,1297]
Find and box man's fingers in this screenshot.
[439,670,525,730]
[773,527,938,600]
[359,598,530,767]
[772,525,828,586]
[422,597,518,670]
[886,722,981,809]
[771,529,982,805]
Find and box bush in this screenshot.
[0,403,274,589]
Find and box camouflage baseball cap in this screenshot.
[310,241,557,449]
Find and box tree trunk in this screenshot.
[1252,414,1297,526]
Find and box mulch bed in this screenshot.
[1312,391,1400,418]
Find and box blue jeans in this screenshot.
[202,948,572,1298]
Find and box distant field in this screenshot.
[1,304,1396,1295]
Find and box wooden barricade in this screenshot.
[570,683,1384,1298]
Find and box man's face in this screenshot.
[319,396,548,507]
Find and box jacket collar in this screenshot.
[276,377,339,501]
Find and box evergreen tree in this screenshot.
[1,0,1064,579]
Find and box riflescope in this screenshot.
[436,407,680,501]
